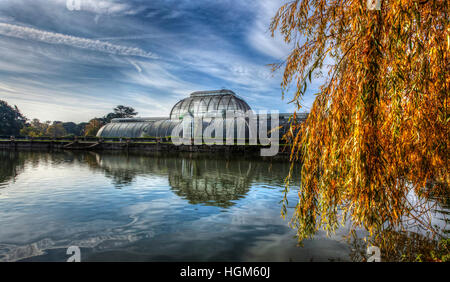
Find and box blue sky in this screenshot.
[0,0,318,123]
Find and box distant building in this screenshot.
[97,89,307,140]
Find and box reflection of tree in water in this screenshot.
[0,150,88,185]
[348,183,449,262]
[0,151,67,184]
[0,150,293,208]
[349,229,449,262]
[0,151,26,184]
[91,151,292,208]
[0,150,118,186]
[424,180,450,212]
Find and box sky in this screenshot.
[0,0,319,123]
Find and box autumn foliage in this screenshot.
[271,0,449,241]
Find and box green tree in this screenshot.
[46,122,67,138]
[102,105,138,123]
[20,119,50,137]
[84,119,103,136]
[20,126,42,137]
[62,122,86,136]
[0,100,26,136]
[113,105,138,118]
[77,122,88,136]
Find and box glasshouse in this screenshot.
[96,89,306,140]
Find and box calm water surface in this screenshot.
[0,150,446,262]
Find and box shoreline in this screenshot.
[0,140,291,160]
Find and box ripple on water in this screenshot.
[0,151,447,262]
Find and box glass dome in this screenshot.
[169,90,251,120]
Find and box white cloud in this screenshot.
[177,44,280,92]
[82,0,130,14]
[124,61,198,92]
[0,0,305,121]
[246,0,292,60]
[0,79,114,122]
[51,0,133,15]
[0,22,157,59]
[127,59,142,73]
[127,93,174,118]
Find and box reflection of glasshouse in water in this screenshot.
[97,89,307,139]
[0,151,448,262]
[168,159,253,208]
[87,151,291,208]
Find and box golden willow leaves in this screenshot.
[271,0,449,241]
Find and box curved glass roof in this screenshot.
[169,90,251,120]
[97,122,153,138]
[97,118,258,139]
[144,120,181,138]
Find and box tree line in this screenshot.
[0,100,137,138]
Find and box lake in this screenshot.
[0,150,446,261]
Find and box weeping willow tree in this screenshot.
[271,0,449,242]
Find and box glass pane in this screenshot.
[152,120,163,137]
[180,98,192,118]
[189,99,200,117]
[166,121,178,137]
[131,123,140,137]
[228,98,237,113]
[210,96,220,112]
[170,101,180,120]
[110,123,120,137]
[159,120,170,137]
[146,122,157,137]
[197,98,208,118]
[218,96,231,111]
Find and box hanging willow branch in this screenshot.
[271,0,449,242]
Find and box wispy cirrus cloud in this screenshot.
[246,0,292,60]
[50,0,138,15]
[0,0,313,122]
[0,22,156,59]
